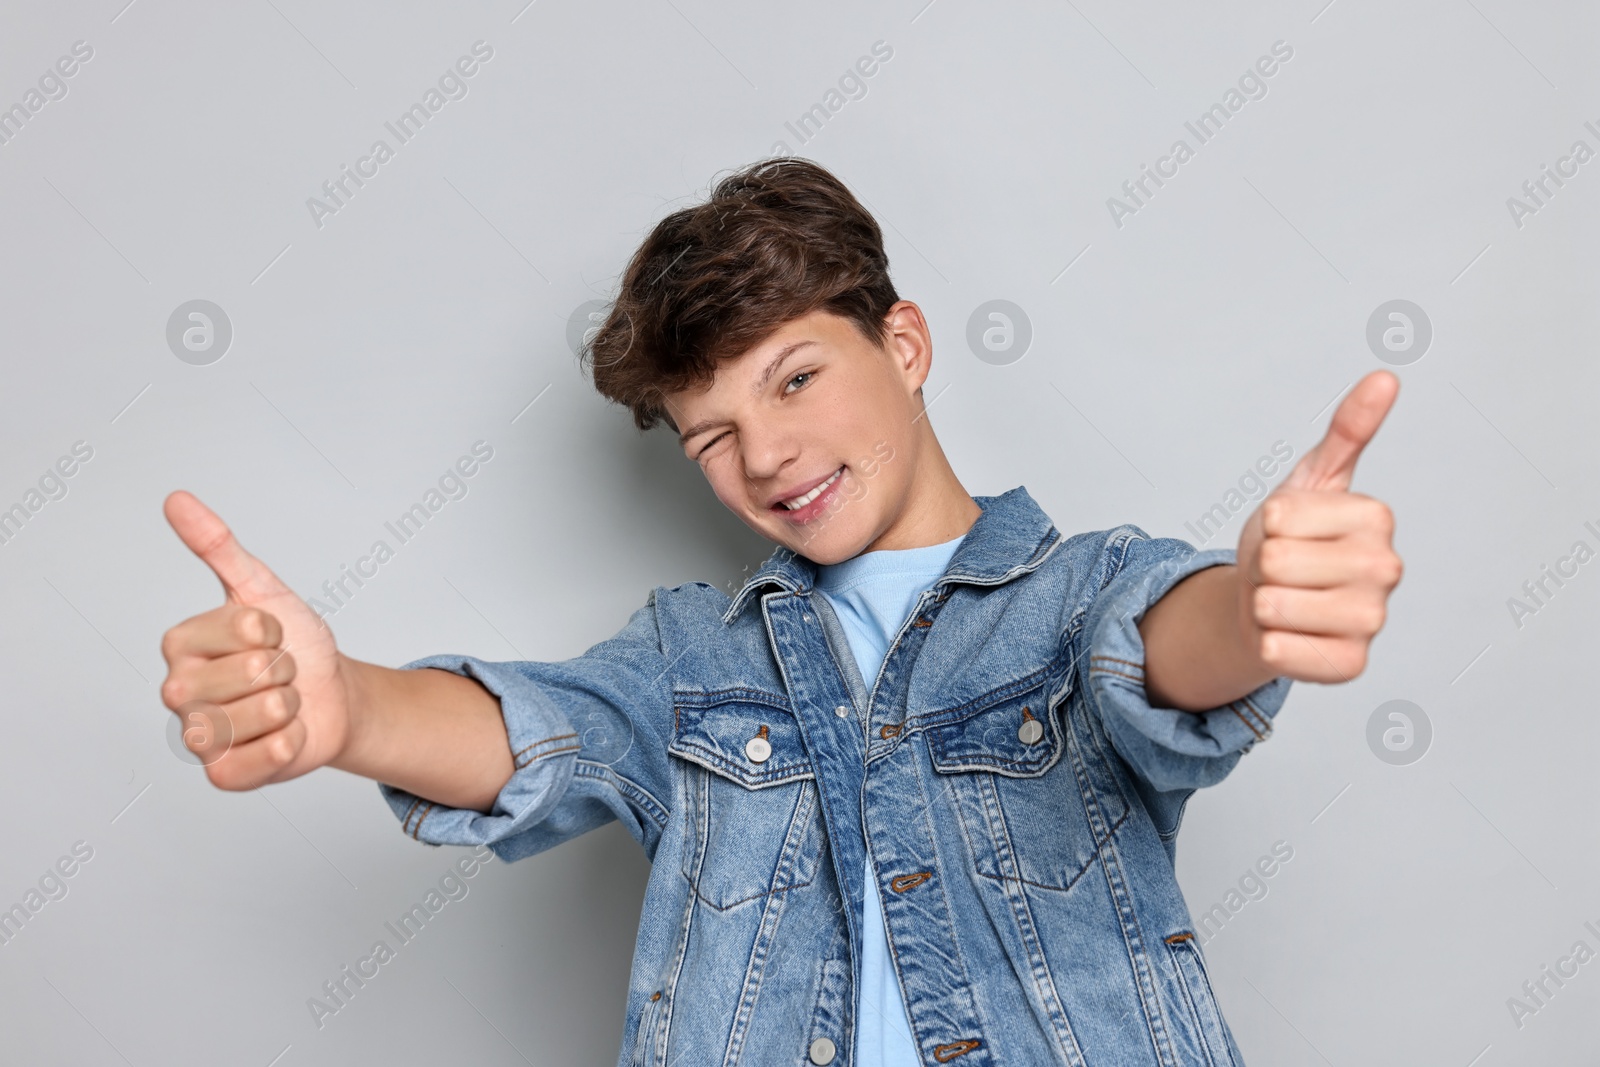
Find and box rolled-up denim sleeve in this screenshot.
[1079,526,1293,794]
[376,591,675,864]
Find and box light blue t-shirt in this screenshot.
[814,531,966,1067]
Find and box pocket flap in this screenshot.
[669,692,814,788]
[926,677,1063,777]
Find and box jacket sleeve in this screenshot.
[375,589,676,864]
[1077,526,1293,795]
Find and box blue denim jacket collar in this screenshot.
[720,485,1062,625]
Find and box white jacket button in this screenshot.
[834,705,851,718]
[1018,718,1044,744]
[745,735,772,762]
[808,1036,837,1064]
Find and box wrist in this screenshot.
[329,654,376,774]
[1227,565,1280,688]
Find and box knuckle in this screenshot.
[1367,551,1398,585]
[270,686,299,727]
[1253,589,1276,623]
[236,608,263,645]
[1346,648,1369,678]
[205,763,238,792]
[1369,550,1395,585]
[1368,500,1395,536]
[1258,632,1279,666]
[263,688,289,727]
[159,628,181,663]
[247,650,273,680]
[160,677,188,709]
[1335,643,1367,678]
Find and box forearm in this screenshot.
[1136,564,1278,712]
[330,657,515,813]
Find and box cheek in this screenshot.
[703,460,750,512]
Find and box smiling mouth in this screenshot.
[774,466,844,511]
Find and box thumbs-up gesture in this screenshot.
[1234,370,1404,683]
[159,491,354,789]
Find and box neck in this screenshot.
[859,436,981,554]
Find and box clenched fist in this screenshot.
[159,491,355,789]
[1235,370,1404,683]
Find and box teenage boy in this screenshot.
[159,158,1401,1066]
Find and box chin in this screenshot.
[787,522,869,565]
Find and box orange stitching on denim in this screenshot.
[1230,704,1264,741]
[1090,655,1144,672]
[1242,695,1272,735]
[512,730,579,763]
[933,1038,981,1061]
[1020,705,1036,722]
[401,797,421,826]
[516,743,580,770]
[890,871,931,892]
[1237,696,1270,735]
[409,801,435,839]
[1091,667,1144,683]
[1164,931,1195,944]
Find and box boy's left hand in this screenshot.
[1234,370,1404,684]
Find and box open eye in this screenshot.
[784,370,815,394]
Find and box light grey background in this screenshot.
[1,1,1594,1064]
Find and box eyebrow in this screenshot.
[676,339,819,447]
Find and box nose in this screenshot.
[739,416,799,493]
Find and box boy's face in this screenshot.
[666,303,932,565]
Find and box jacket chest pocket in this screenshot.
[927,677,1128,893]
[669,694,822,911]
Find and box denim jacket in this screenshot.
[378,486,1293,1066]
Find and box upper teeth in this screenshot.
[782,468,842,510]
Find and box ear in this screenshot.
[882,300,933,395]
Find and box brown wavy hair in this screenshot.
[580,157,901,433]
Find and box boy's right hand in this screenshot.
[159,490,355,790]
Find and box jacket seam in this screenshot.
[512,732,580,766]
[574,759,671,832]
[975,808,1132,893]
[409,801,436,839]
[1240,695,1272,735]
[1228,704,1265,742]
